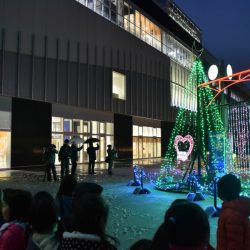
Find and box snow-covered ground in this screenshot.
[0,164,218,250]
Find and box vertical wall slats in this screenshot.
[44,36,48,101]
[1,31,172,121]
[30,34,35,99]
[0,28,5,95]
[66,40,70,104]
[16,31,21,97]
[86,43,90,108]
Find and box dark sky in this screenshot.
[174,0,250,75]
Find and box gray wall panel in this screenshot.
[96,66,104,110]
[103,67,112,111]
[33,57,45,100]
[19,54,31,98]
[78,63,88,107]
[142,74,147,117]
[58,61,68,103]
[69,62,78,106]
[3,52,16,96]
[0,0,174,121]
[46,59,57,103]
[89,65,96,109]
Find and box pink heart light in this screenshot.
[174,135,194,162]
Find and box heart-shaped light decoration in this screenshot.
[174,135,194,162]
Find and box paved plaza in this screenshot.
[0,163,218,250]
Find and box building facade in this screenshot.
[0,0,247,168]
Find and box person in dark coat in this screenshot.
[106,145,117,175]
[27,191,60,250]
[44,144,58,181]
[60,194,117,250]
[87,143,99,175]
[70,142,83,176]
[59,139,71,179]
[56,175,77,221]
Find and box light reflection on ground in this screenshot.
[0,163,218,250]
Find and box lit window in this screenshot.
[170,60,197,112]
[112,71,126,100]
[52,117,63,132]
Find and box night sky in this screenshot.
[174,0,250,75]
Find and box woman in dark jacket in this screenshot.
[60,194,117,250]
[27,191,60,250]
[56,175,77,221]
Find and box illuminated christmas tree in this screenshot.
[156,59,225,191]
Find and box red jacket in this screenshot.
[217,196,250,250]
[0,223,28,250]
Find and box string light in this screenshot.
[156,59,225,191]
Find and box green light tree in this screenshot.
[156,59,224,190]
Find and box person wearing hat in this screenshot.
[106,145,117,175]
[59,139,71,179]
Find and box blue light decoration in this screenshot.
[127,165,151,194]
[208,132,225,173]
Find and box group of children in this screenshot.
[0,173,248,249]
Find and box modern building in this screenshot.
[0,0,249,168]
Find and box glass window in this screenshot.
[133,125,138,136]
[52,133,63,165]
[133,137,139,159]
[106,135,114,147]
[83,121,90,133]
[112,71,126,100]
[87,0,94,10]
[103,0,110,19]
[96,0,102,14]
[143,126,148,137]
[0,111,11,129]
[75,0,87,6]
[153,128,157,137]
[140,15,146,42]
[100,122,105,133]
[170,60,196,111]
[92,121,99,134]
[157,128,161,138]
[110,0,117,23]
[64,119,72,132]
[129,7,135,34]
[117,0,123,27]
[124,3,129,31]
[0,131,11,168]
[135,11,140,38]
[157,138,161,157]
[52,117,63,132]
[138,126,143,136]
[106,123,114,134]
[72,120,82,133]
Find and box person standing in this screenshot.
[70,142,83,176]
[45,144,58,181]
[106,145,116,175]
[59,139,71,179]
[87,142,99,175]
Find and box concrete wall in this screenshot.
[0,0,177,122]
